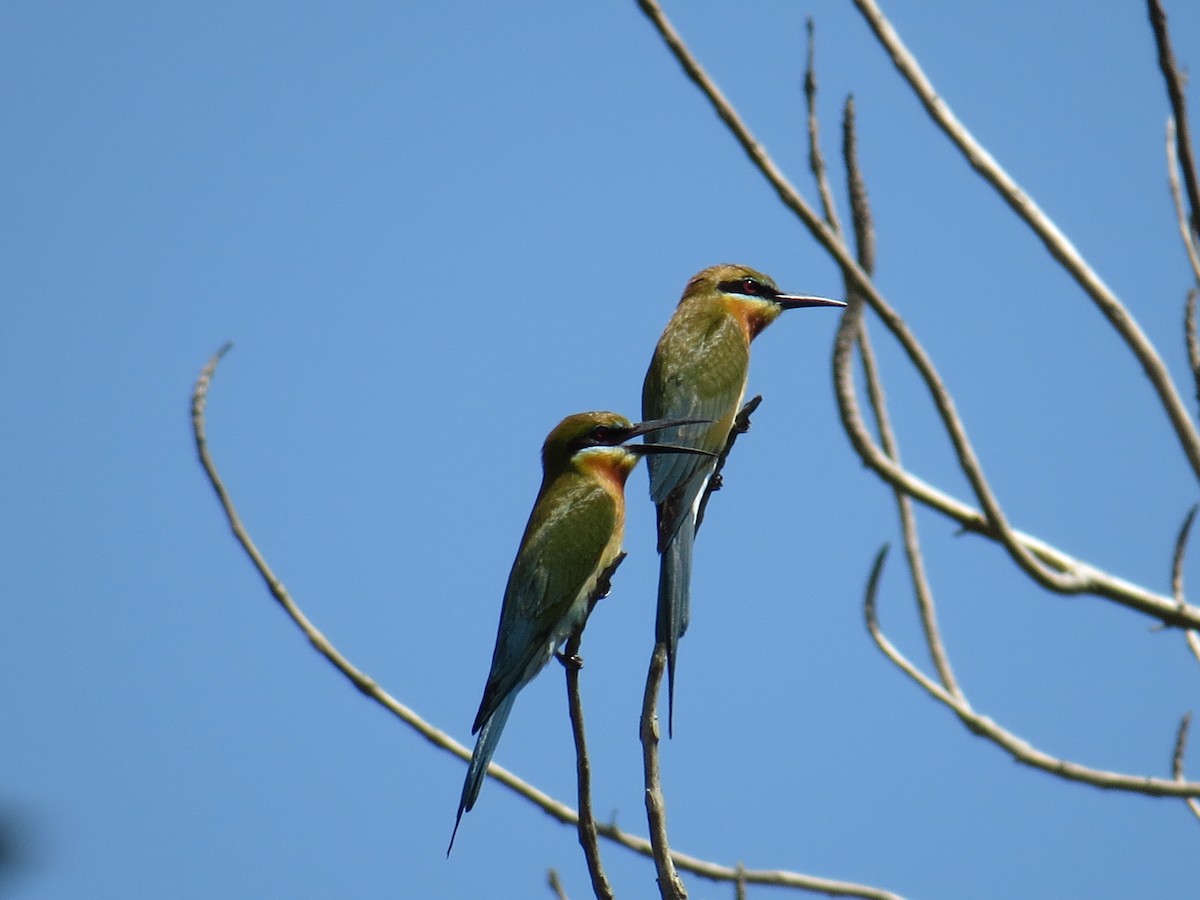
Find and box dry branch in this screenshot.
[192,345,902,899]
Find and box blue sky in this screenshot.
[5,2,1200,898]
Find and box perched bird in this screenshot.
[642,264,846,734]
[449,411,712,853]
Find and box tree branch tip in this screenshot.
[1182,504,1199,530]
[735,395,763,431]
[201,341,235,373]
[1174,711,1193,779]
[863,544,891,627]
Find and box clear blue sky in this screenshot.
[5,2,1200,898]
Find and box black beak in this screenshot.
[774,293,847,310]
[626,443,717,458]
[620,417,718,458]
[620,417,711,441]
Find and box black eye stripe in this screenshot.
[568,424,624,453]
[719,277,776,299]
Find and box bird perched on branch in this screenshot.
[449,411,712,853]
[642,264,846,735]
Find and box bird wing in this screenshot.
[472,475,615,733]
[643,311,748,546]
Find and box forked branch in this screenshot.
[635,0,1200,623]
[864,548,1200,799]
[192,346,905,899]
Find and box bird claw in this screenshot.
[555,651,584,670]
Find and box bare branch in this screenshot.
[848,0,1200,482]
[194,347,901,898]
[548,869,570,900]
[1150,0,1200,242]
[1187,288,1200,417]
[1171,506,1197,607]
[837,339,1199,628]
[1171,713,1200,823]
[804,19,843,236]
[642,643,687,899]
[636,0,1127,601]
[1168,120,1200,288]
[1172,505,1200,665]
[864,550,1200,798]
[561,557,624,900]
[695,395,762,533]
[842,96,874,275]
[837,96,959,696]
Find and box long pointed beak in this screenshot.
[621,417,711,441]
[626,442,718,458]
[775,293,847,310]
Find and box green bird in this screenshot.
[449,411,712,853]
[642,264,845,734]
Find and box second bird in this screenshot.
[642,264,846,735]
[449,411,711,852]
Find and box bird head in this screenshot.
[685,264,846,339]
[541,412,714,483]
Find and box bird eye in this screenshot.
[741,278,759,295]
[590,425,611,443]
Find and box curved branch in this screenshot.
[636,0,1106,599]
[1150,0,1200,243]
[695,395,762,533]
[1169,505,1200,666]
[562,619,616,898]
[832,91,959,695]
[835,325,1200,629]
[642,644,687,900]
[863,548,1200,799]
[193,346,900,899]
[849,0,1200,482]
[1168,119,1200,289]
[548,869,570,900]
[1170,714,1200,824]
[804,19,844,237]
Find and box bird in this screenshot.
[448,411,713,853]
[642,264,846,735]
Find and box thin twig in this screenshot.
[831,314,1200,627]
[1171,506,1197,607]
[1168,120,1200,289]
[695,395,762,533]
[836,93,959,696]
[642,643,687,900]
[1172,506,1200,666]
[636,0,1107,600]
[842,96,874,276]
[1187,288,1200,418]
[561,557,624,900]
[735,862,748,900]
[849,0,1200,482]
[1170,713,1200,823]
[804,18,843,237]
[1149,0,1200,242]
[548,869,570,900]
[194,347,902,898]
[863,548,1200,798]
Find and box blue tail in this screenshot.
[447,692,516,855]
[656,507,694,738]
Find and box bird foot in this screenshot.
[555,651,584,670]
